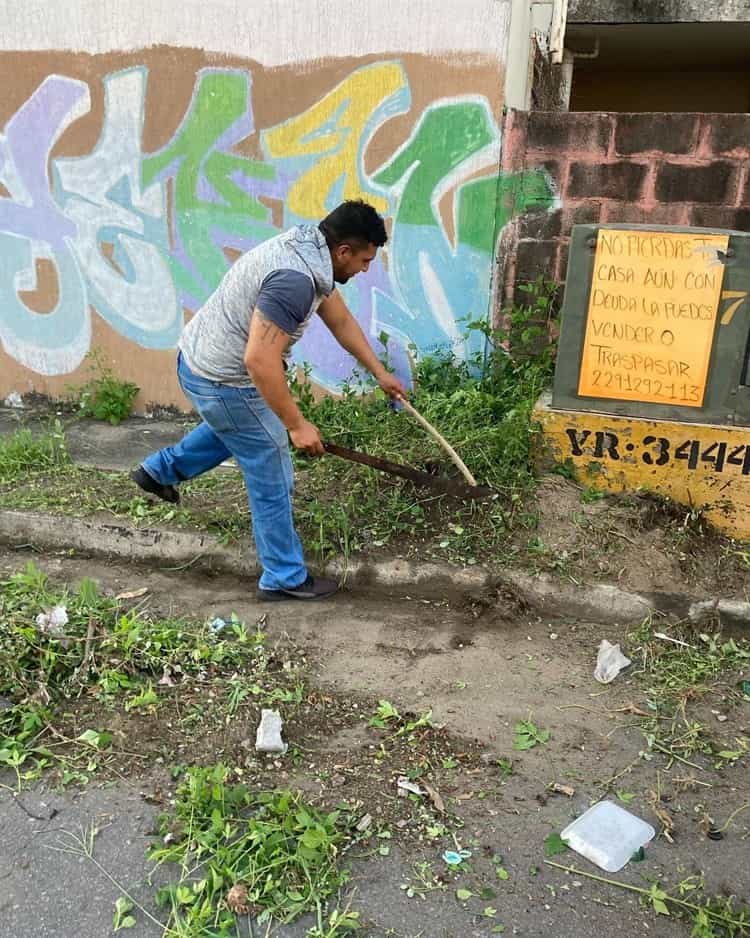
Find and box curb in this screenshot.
[0,509,747,627]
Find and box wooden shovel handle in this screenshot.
[398,398,478,487]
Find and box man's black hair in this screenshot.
[319,200,387,250]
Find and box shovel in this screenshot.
[323,398,493,501]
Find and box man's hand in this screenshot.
[289,418,325,456]
[377,371,408,401]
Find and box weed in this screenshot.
[51,826,165,933]
[112,896,136,931]
[581,486,605,504]
[546,860,750,937]
[513,719,550,751]
[542,832,569,857]
[400,861,445,900]
[495,757,514,778]
[149,764,354,931]
[0,561,269,786]
[628,618,750,762]
[367,700,433,742]
[306,905,361,937]
[288,280,559,564]
[368,700,401,728]
[68,348,139,425]
[0,423,69,484]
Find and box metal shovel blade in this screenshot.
[322,442,494,500]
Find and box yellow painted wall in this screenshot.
[534,397,750,537]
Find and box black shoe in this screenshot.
[129,466,180,504]
[257,574,339,602]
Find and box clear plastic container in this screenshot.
[561,800,656,872]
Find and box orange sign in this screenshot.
[578,229,729,407]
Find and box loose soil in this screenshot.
[2,462,749,603]
[1,547,748,938]
[2,407,750,601]
[529,474,750,598]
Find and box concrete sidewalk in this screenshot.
[1,406,749,626]
[0,406,193,472]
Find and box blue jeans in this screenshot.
[142,353,307,591]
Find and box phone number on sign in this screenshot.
[566,428,750,474]
[589,371,700,403]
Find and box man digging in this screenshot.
[131,200,407,602]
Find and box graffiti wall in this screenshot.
[0,48,553,408]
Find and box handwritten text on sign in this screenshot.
[577,229,729,407]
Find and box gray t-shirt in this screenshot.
[179,225,334,386]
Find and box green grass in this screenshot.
[288,280,558,564]
[0,561,274,787]
[150,765,356,934]
[0,563,365,933]
[0,421,70,484]
[627,618,750,764]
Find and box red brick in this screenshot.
[567,162,647,200]
[614,114,698,156]
[708,114,750,156]
[561,200,602,233]
[518,209,562,240]
[691,206,750,231]
[527,112,611,154]
[514,240,558,283]
[655,161,735,204]
[602,203,685,226]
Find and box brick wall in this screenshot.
[499,110,750,307]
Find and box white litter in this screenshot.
[594,639,631,684]
[255,709,287,754]
[3,391,23,409]
[653,631,695,649]
[561,800,655,872]
[35,605,69,638]
[397,777,423,797]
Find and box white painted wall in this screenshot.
[0,0,511,66]
[505,0,568,108]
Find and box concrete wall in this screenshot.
[0,0,556,410]
[568,0,750,24]
[499,110,750,301]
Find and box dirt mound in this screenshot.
[532,474,750,599]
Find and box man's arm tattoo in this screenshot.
[256,311,285,346]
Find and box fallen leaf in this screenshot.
[115,587,149,601]
[646,790,675,842]
[225,883,250,915]
[356,813,373,832]
[550,783,575,797]
[422,781,445,813]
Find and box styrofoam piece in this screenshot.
[561,800,655,872]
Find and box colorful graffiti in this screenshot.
[0,60,554,390]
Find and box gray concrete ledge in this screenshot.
[1,508,747,627]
